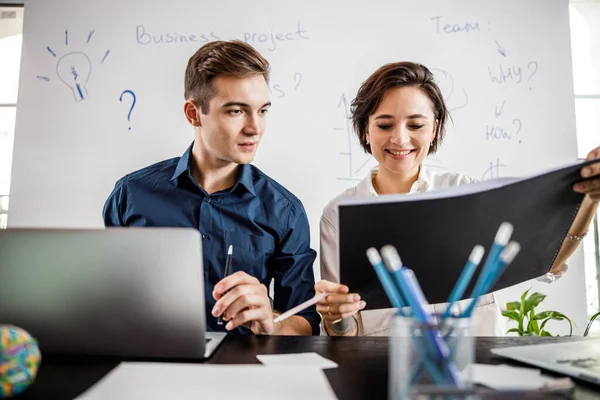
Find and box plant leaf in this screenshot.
[506,328,525,336]
[501,310,521,322]
[539,312,573,336]
[506,301,521,311]
[524,292,546,314]
[534,311,555,320]
[520,288,531,303]
[529,309,540,334]
[540,330,553,337]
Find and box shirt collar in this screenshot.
[170,143,194,182]
[234,163,256,196]
[170,142,256,197]
[359,164,431,196]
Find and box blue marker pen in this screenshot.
[462,241,520,318]
[442,245,485,320]
[366,247,406,312]
[462,222,513,318]
[482,242,521,294]
[380,246,460,384]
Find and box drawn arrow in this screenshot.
[495,40,506,57]
[495,100,506,117]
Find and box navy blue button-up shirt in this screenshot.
[102,144,320,335]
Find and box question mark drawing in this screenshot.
[293,72,302,91]
[526,61,539,90]
[119,90,136,130]
[512,118,522,144]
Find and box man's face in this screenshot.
[190,75,271,165]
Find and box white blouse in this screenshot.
[320,166,507,336]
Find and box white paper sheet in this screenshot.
[256,352,338,369]
[75,362,338,400]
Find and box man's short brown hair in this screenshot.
[184,40,270,113]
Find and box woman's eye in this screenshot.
[377,124,393,131]
[410,125,424,130]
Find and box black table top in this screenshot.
[13,335,600,400]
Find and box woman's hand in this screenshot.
[314,280,366,324]
[574,146,600,202]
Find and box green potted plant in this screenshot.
[502,288,573,336]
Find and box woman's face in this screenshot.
[366,86,437,177]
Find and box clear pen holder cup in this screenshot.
[389,313,474,400]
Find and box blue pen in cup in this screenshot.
[380,245,460,385]
[217,245,233,326]
[462,222,513,318]
[462,241,520,319]
[366,247,406,312]
[442,245,485,320]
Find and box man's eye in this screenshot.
[228,109,242,115]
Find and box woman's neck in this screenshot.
[372,165,420,195]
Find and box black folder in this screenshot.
[338,159,597,309]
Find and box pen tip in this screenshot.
[228,245,233,255]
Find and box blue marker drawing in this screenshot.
[41,30,110,101]
[119,90,137,130]
[56,52,92,101]
[101,49,110,64]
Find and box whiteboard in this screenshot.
[8,0,587,334]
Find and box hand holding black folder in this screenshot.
[338,158,598,309]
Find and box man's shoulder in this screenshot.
[117,157,180,187]
[249,165,304,210]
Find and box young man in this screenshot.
[103,40,319,336]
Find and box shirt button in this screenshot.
[201,234,207,239]
[206,197,212,203]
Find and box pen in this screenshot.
[217,245,233,326]
[462,241,520,318]
[462,222,513,317]
[442,245,485,320]
[273,292,329,323]
[380,246,460,384]
[366,247,406,312]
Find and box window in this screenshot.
[0,6,24,229]
[570,1,600,332]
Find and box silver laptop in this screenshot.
[0,227,226,359]
[491,339,600,384]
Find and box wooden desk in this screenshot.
[14,336,600,399]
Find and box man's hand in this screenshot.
[212,271,274,335]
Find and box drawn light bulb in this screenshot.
[56,51,92,102]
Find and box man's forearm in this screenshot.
[271,314,313,335]
[551,196,599,272]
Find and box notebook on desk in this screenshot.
[491,339,600,385]
[338,158,597,309]
[0,227,226,359]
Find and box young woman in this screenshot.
[316,62,600,337]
